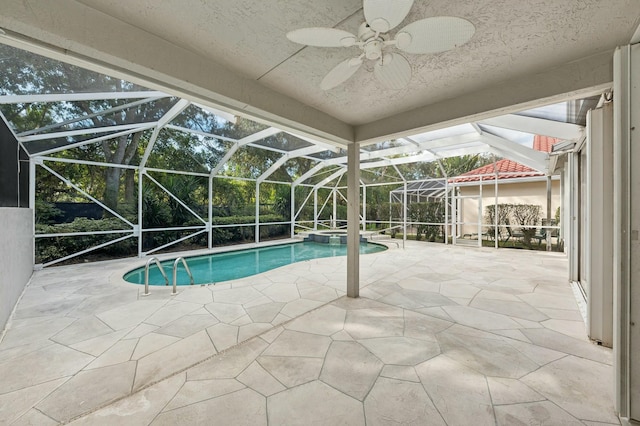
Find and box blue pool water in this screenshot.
[124,241,387,285]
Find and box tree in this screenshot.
[0,44,191,211]
[511,204,541,248]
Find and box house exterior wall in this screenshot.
[456,179,561,237]
[0,208,33,332]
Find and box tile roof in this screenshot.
[449,135,558,183]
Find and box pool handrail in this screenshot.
[143,257,169,296]
[172,257,195,294]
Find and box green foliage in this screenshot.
[141,181,172,228]
[211,215,286,245]
[511,204,542,247]
[35,218,137,263]
[485,203,542,248]
[408,201,445,242]
[484,204,510,240]
[395,154,493,180]
[273,185,291,219]
[35,200,63,225]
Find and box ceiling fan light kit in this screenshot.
[286,0,475,90]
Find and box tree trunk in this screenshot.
[124,169,136,205]
[103,167,122,213]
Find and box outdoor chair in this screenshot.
[504,221,524,246]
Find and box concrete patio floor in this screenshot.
[0,240,616,425]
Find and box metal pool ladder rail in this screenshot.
[143,257,169,296]
[172,257,195,294]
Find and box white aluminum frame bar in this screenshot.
[41,233,135,267]
[32,124,156,157]
[0,91,167,104]
[478,114,584,141]
[38,161,135,227]
[144,172,207,224]
[17,96,164,137]
[19,122,157,142]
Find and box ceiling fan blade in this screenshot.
[321,57,363,90]
[374,53,411,90]
[395,17,475,54]
[286,27,357,47]
[364,0,414,33]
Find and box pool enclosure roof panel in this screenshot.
[0,43,599,185]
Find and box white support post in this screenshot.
[362,184,367,231]
[403,181,407,248]
[388,192,392,232]
[29,158,36,265]
[478,175,483,248]
[444,179,449,245]
[313,188,318,230]
[332,189,337,228]
[255,182,260,244]
[546,175,552,251]
[138,168,144,257]
[347,142,360,298]
[452,189,458,245]
[290,184,295,238]
[208,176,213,249]
[494,174,499,249]
[569,150,579,282]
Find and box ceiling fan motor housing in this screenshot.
[364,40,383,60]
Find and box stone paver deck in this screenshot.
[0,240,616,425]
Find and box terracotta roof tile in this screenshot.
[449,135,558,183]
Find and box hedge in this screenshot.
[35,214,289,264]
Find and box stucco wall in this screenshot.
[0,208,33,332]
[456,179,561,236]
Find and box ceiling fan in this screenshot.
[286,0,475,90]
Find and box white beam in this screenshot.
[209,142,240,177]
[478,114,584,140]
[31,124,155,157]
[313,132,484,169]
[360,145,488,170]
[238,127,281,146]
[294,162,326,185]
[314,168,347,190]
[140,99,191,167]
[0,91,167,104]
[209,127,281,176]
[257,145,325,183]
[284,130,341,153]
[158,99,191,128]
[17,96,163,137]
[193,102,237,124]
[481,133,548,172]
[164,125,237,143]
[18,122,156,142]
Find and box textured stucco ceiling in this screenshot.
[1,0,639,145]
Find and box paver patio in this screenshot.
[0,240,615,425]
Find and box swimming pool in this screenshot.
[124,241,387,285]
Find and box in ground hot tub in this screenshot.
[303,230,366,245]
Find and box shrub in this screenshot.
[484,203,541,248]
[35,217,137,263]
[35,200,63,225]
[484,204,510,240]
[408,201,444,242]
